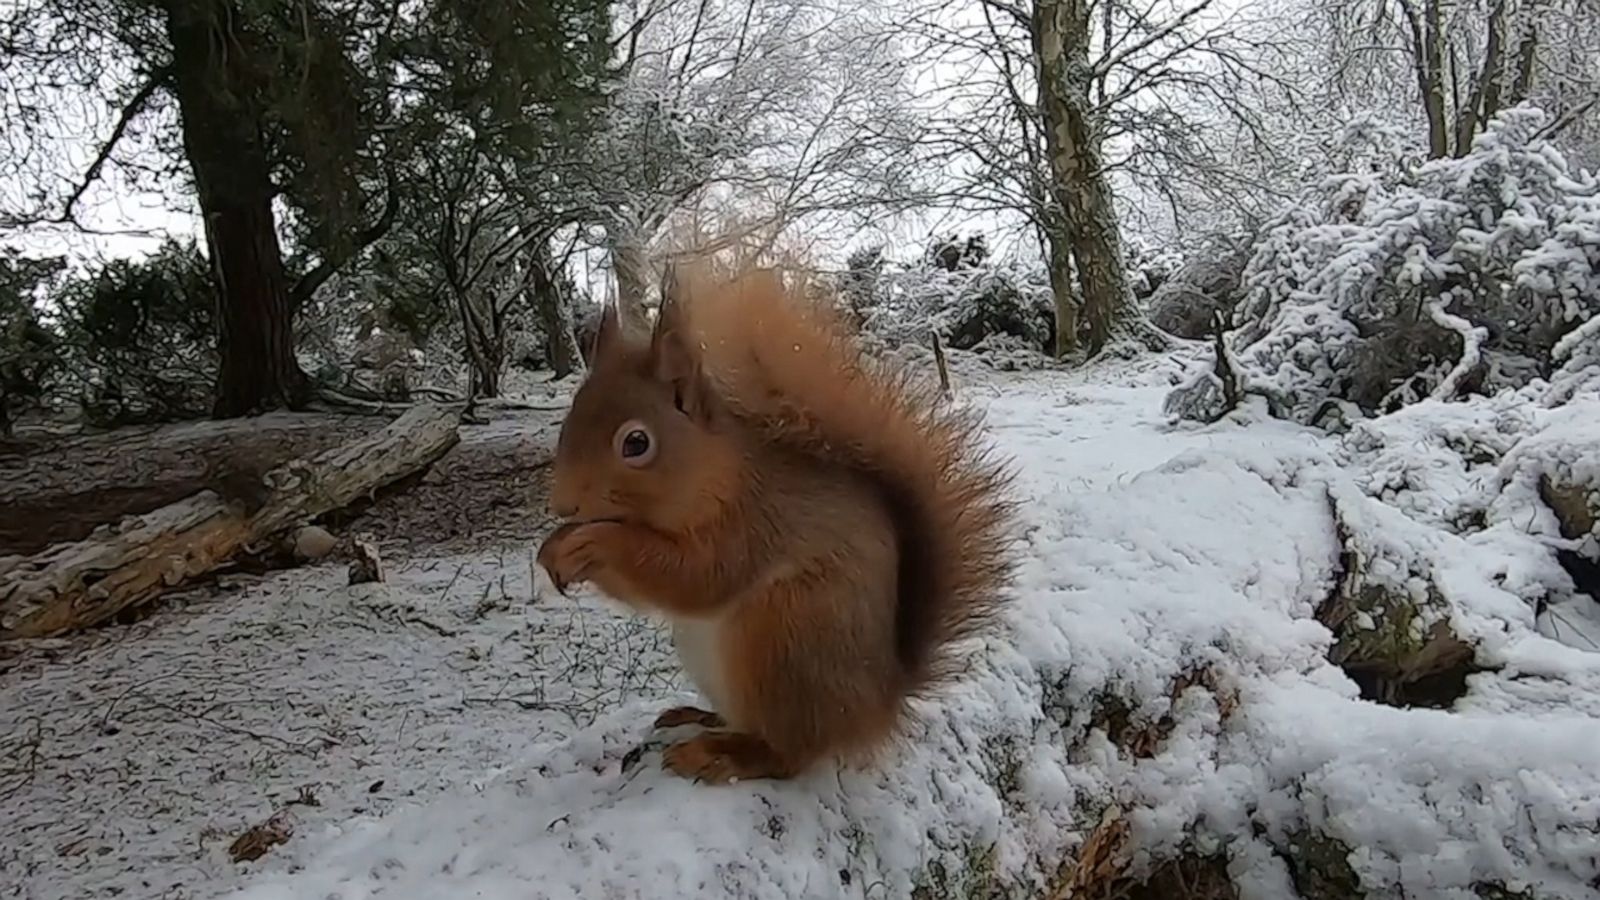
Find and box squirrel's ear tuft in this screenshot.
[591,301,624,365]
[659,262,686,314]
[650,275,712,422]
[656,264,691,337]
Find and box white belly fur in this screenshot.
[669,614,731,716]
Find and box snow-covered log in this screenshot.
[0,403,459,639]
[1494,397,1600,615]
[1318,485,1479,707]
[1542,476,1599,546]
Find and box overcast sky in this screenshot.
[1,0,1251,286]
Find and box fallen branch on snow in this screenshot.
[0,404,459,639]
[1162,311,1289,424]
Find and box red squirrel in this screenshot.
[535,266,1017,784]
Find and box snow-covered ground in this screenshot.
[3,357,1598,899]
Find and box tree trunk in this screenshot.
[1044,223,1079,358]
[610,231,654,333]
[1448,44,1463,124]
[1455,0,1510,157]
[453,286,505,401]
[547,303,583,379]
[1508,22,1538,105]
[461,328,504,400]
[164,1,309,418]
[477,355,502,398]
[1398,0,1448,158]
[1475,0,1510,132]
[529,244,583,379]
[1031,0,1146,358]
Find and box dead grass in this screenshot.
[1049,807,1236,900]
[1049,667,1243,900]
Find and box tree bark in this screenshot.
[529,244,583,378]
[1044,222,1080,358]
[453,284,505,401]
[0,404,459,639]
[1422,0,1449,158]
[1031,0,1140,357]
[460,329,503,399]
[609,229,654,334]
[1508,23,1538,105]
[1455,0,1510,157]
[1399,0,1449,159]
[163,1,310,418]
[477,353,503,398]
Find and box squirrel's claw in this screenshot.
[542,564,581,598]
[535,523,585,596]
[653,706,725,730]
[537,519,620,596]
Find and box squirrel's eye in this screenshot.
[622,430,650,457]
[613,420,657,467]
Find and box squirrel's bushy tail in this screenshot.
[679,267,1020,696]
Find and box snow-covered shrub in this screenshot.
[1538,308,1600,407]
[1124,238,1184,301]
[51,241,218,425]
[1145,230,1256,339]
[854,253,1056,355]
[1175,106,1600,425]
[923,233,990,272]
[839,243,887,327]
[942,267,1055,351]
[0,253,66,434]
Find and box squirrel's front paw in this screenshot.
[535,521,616,594]
[662,732,794,784]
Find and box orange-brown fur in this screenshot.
[537,265,1018,783]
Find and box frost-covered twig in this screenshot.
[1425,300,1488,401]
[0,716,43,802]
[1551,312,1600,364]
[1537,313,1600,407]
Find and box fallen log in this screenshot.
[0,403,460,639]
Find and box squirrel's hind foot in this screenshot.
[653,706,726,730]
[663,732,795,784]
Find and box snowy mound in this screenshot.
[221,370,1600,900]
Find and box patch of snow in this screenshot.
[5,358,1598,900]
[0,553,681,899]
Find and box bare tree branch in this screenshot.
[290,163,402,310]
[57,67,172,226]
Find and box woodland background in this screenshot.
[2,2,1599,898]
[1,0,1595,432]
